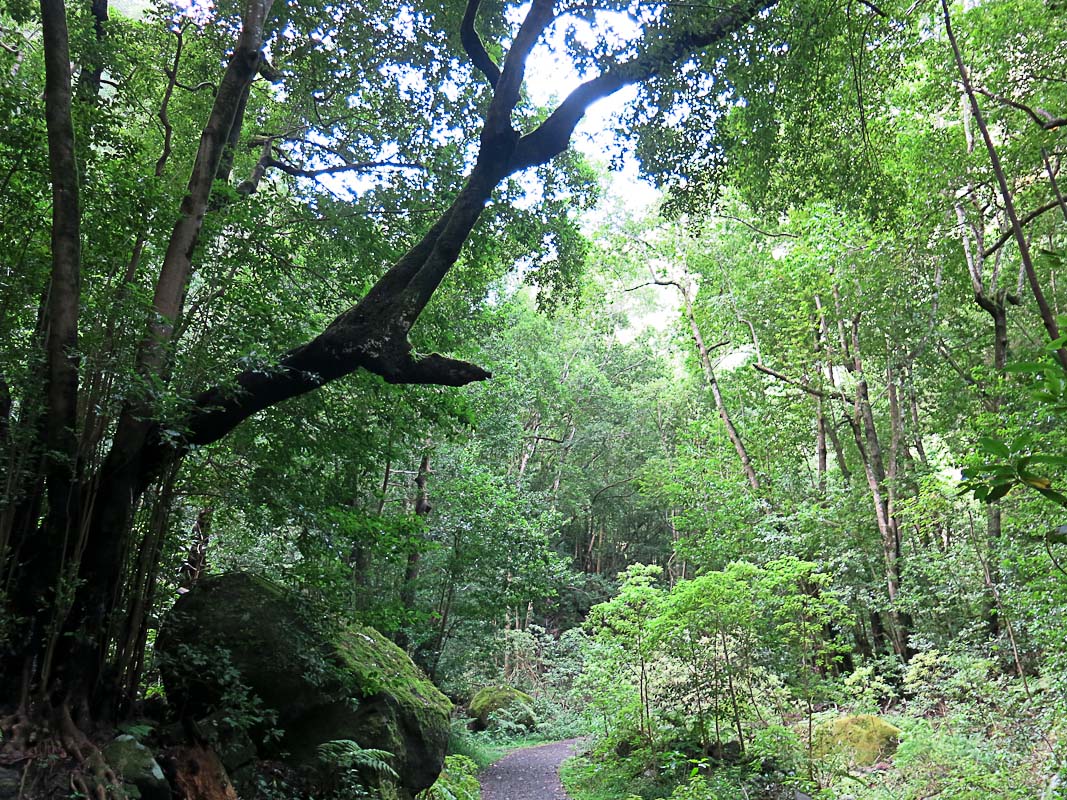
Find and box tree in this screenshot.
[2,0,787,757]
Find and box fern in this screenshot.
[316,739,399,780]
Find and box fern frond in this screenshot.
[316,739,399,780]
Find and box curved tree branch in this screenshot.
[510,0,775,172]
[461,0,501,87]
[164,0,780,468]
[982,198,1065,257]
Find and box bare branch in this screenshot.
[175,79,216,93]
[982,198,1066,257]
[855,0,889,16]
[754,363,855,405]
[974,86,1066,130]
[624,278,682,291]
[155,24,185,176]
[461,0,500,87]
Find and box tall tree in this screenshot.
[1,0,787,754]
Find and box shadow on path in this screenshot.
[478,738,585,800]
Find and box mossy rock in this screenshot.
[468,686,535,731]
[813,714,901,766]
[157,573,451,799]
[103,735,171,800]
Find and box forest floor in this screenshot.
[478,738,585,800]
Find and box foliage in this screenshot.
[315,739,399,798]
[415,755,480,800]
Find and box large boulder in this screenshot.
[156,573,451,799]
[813,714,901,766]
[467,686,535,731]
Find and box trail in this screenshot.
[478,738,584,800]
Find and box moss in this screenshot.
[814,714,902,766]
[336,626,452,725]
[158,573,451,799]
[468,686,535,731]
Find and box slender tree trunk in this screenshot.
[838,311,912,658]
[396,451,431,650]
[681,287,760,491]
[816,398,828,495]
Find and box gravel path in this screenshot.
[478,739,584,800]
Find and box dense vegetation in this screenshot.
[1,0,1065,796]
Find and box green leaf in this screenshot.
[1023,455,1067,468]
[977,437,1011,459]
[1035,487,1067,510]
[985,483,1013,503]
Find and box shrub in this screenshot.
[416,755,480,800]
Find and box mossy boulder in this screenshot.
[156,573,451,799]
[467,686,535,731]
[813,714,901,766]
[103,735,171,800]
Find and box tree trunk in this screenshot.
[681,286,760,491]
[22,0,83,703]
[395,452,431,651]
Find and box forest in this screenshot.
[0,0,1065,797]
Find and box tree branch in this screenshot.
[982,198,1065,257]
[716,213,799,238]
[509,0,775,172]
[855,0,889,16]
[973,86,1066,130]
[754,363,855,405]
[461,0,500,87]
[156,0,782,471]
[483,0,555,141]
[266,157,422,180]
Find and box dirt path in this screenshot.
[478,738,584,800]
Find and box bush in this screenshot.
[888,719,1039,799]
[416,755,480,800]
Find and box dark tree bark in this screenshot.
[19,0,83,700]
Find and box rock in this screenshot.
[103,735,171,800]
[813,714,901,766]
[468,686,536,732]
[156,573,451,800]
[0,767,21,800]
[706,740,743,763]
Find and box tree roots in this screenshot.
[0,702,126,800]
